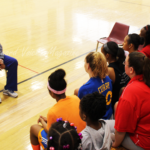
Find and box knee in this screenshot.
[30,124,37,134]
[30,124,42,137]
[13,58,18,66]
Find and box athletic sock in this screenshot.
[31,144,40,150]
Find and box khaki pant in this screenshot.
[105,120,144,150]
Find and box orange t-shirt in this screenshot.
[46,95,86,133]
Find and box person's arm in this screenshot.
[38,117,48,133]
[108,67,115,84]
[46,110,57,132]
[81,133,92,150]
[112,130,126,147]
[78,86,87,100]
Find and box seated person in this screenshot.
[140,25,150,58]
[80,92,112,150]
[47,120,82,150]
[30,69,86,150]
[101,42,130,108]
[0,44,18,100]
[122,33,144,54]
[74,52,113,119]
[110,52,150,150]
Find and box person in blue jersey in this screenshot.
[74,52,113,119]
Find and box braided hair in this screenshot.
[47,120,82,150]
[144,25,150,47]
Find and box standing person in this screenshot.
[80,92,112,150]
[101,42,130,108]
[47,120,82,150]
[112,52,150,150]
[74,52,113,120]
[140,25,150,58]
[0,44,18,100]
[122,33,144,53]
[30,69,86,150]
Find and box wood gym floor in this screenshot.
[0,0,150,149]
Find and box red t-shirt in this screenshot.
[141,44,150,59]
[115,75,150,150]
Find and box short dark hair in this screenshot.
[47,120,81,150]
[80,92,106,122]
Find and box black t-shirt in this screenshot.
[108,62,130,107]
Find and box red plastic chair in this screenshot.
[96,22,129,51]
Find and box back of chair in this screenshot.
[108,22,129,42]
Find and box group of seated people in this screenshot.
[30,25,150,150]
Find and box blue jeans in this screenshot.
[3,55,18,91]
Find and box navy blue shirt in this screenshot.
[78,76,113,119]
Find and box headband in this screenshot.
[47,82,66,94]
[103,43,114,55]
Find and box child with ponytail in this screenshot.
[74,52,113,120]
[47,119,82,150]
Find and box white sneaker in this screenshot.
[3,89,18,98]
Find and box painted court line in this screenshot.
[18,64,39,74]
[0,48,97,92]
[0,27,142,92]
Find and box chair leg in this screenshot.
[96,41,99,52]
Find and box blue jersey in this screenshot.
[78,76,113,119]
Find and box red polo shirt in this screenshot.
[115,75,150,150]
[141,44,150,59]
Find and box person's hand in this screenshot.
[0,59,5,70]
[37,116,42,123]
[0,59,3,65]
[37,116,47,123]
[40,116,47,122]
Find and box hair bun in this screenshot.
[52,69,66,81]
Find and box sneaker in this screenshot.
[3,89,18,98]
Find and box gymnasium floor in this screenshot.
[0,0,149,149]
